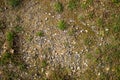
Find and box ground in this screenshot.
[0,0,120,80]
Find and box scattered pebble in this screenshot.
[85,30,88,33]
[80,30,84,33]
[45,17,48,21]
[48,13,51,16]
[105,28,109,31]
[98,72,100,76]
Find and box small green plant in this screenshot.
[54,2,63,13]
[115,65,120,79]
[97,18,104,27]
[48,67,74,80]
[8,0,21,7]
[57,20,66,30]
[68,0,77,10]
[113,24,120,32]
[86,53,93,59]
[112,0,120,3]
[0,52,12,65]
[26,35,33,42]
[18,63,26,70]
[84,37,93,46]
[14,25,23,33]
[6,31,14,48]
[6,31,14,42]
[37,31,44,37]
[88,12,94,19]
[41,60,47,68]
[81,0,93,9]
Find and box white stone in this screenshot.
[105,28,109,31]
[85,30,88,33]
[77,66,80,70]
[80,30,83,33]
[99,43,102,46]
[98,72,100,76]
[52,16,55,18]
[45,17,48,21]
[48,13,51,16]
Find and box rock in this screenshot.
[85,30,88,33]
[99,43,102,46]
[105,67,110,71]
[45,17,48,21]
[52,16,55,18]
[98,72,100,76]
[10,49,14,54]
[45,12,47,14]
[48,13,51,16]
[69,19,74,23]
[105,28,109,31]
[77,66,80,70]
[80,30,84,33]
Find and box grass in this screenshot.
[68,0,77,10]
[0,52,12,65]
[14,25,23,33]
[88,12,94,19]
[97,18,104,27]
[18,63,26,70]
[26,35,33,42]
[48,67,74,80]
[57,20,66,30]
[84,37,93,46]
[41,60,48,68]
[54,2,63,13]
[81,0,93,9]
[113,24,120,32]
[6,31,14,48]
[111,14,120,33]
[6,31,14,42]
[8,0,21,7]
[37,30,44,37]
[1,54,27,79]
[112,0,120,3]
[0,20,5,29]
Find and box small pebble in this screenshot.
[80,30,84,33]
[85,30,88,33]
[105,28,109,31]
[77,66,80,70]
[98,72,100,76]
[45,17,48,21]
[48,13,51,15]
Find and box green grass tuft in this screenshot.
[14,25,23,33]
[97,18,104,27]
[37,31,44,37]
[41,60,47,68]
[57,20,66,30]
[6,31,14,48]
[0,52,12,65]
[8,0,21,7]
[68,0,77,10]
[112,0,120,3]
[54,2,63,13]
[6,31,14,42]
